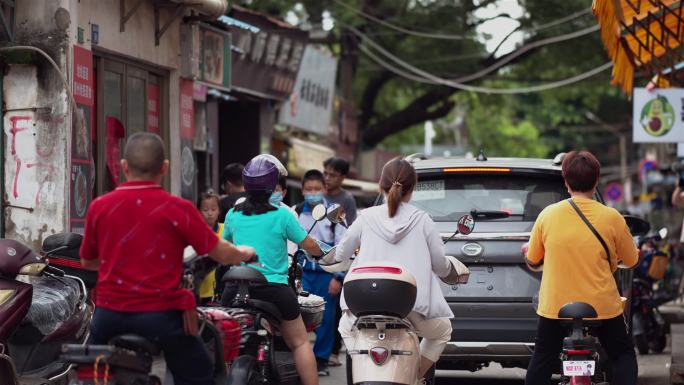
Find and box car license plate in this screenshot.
[562,360,595,376]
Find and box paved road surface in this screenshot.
[322,348,671,385]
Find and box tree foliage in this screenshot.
[240,0,630,161]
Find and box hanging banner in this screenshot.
[633,88,684,143]
[70,46,94,233]
[278,46,338,136]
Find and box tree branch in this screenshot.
[468,13,514,27]
[363,87,454,147]
[359,70,394,130]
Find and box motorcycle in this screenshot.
[0,233,92,385]
[336,214,474,385]
[632,227,670,355]
[221,202,343,385]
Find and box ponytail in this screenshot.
[387,182,404,217]
[380,158,417,218]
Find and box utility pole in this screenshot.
[585,111,629,204]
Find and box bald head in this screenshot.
[123,132,166,178]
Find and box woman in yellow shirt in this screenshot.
[524,151,639,385]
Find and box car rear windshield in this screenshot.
[410,173,569,222]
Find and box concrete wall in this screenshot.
[3,65,69,250]
[3,1,70,249]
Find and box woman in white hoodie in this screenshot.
[335,158,454,378]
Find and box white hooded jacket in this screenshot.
[335,202,454,319]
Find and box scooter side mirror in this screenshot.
[326,204,345,224]
[623,215,650,237]
[311,204,328,221]
[457,214,475,235]
[658,227,668,240]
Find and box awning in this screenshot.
[593,0,683,94]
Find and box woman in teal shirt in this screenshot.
[222,154,322,385]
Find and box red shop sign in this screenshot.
[148,84,160,134]
[180,79,195,140]
[73,46,94,106]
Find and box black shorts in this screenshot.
[221,283,300,321]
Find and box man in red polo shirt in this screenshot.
[80,132,255,385]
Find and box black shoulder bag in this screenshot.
[567,199,612,270]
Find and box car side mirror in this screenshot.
[623,215,650,237]
[312,204,328,221]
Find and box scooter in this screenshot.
[0,232,92,385]
[557,302,614,385]
[335,214,474,385]
[221,203,343,385]
[633,228,669,354]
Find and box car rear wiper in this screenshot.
[470,209,511,219]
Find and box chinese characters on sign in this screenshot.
[70,46,95,233]
[229,8,308,100]
[73,46,94,105]
[147,84,160,134]
[180,79,195,140]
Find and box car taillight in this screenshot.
[369,347,389,366]
[352,266,402,274]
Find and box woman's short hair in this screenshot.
[561,151,601,192]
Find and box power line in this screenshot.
[357,41,613,94]
[334,0,592,40]
[347,24,601,84]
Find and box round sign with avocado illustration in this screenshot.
[640,95,675,137]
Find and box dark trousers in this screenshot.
[525,315,637,385]
[90,308,213,385]
[332,300,343,355]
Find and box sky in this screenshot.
[473,0,526,56]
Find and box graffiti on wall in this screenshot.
[7,114,57,208]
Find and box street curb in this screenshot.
[672,324,684,385]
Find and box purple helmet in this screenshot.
[243,155,279,192]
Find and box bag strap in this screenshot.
[568,199,612,269]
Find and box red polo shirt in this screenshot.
[80,181,219,312]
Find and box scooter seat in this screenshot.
[109,334,161,356]
[222,266,267,284]
[248,299,283,321]
[558,302,597,320]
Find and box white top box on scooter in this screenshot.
[343,262,417,319]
